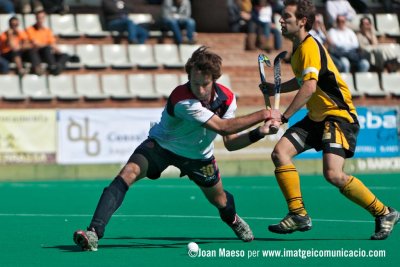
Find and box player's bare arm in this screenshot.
[282,79,316,119]
[223,120,275,151]
[260,78,300,96]
[204,109,281,136]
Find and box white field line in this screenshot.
[0,213,374,223]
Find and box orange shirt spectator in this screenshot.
[0,29,28,54]
[25,24,56,47]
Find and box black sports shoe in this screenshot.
[228,214,254,242]
[268,213,312,234]
[371,207,400,240]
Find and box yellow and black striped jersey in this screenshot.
[290,35,357,123]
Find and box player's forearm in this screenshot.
[261,78,299,96]
[219,110,270,135]
[283,82,314,119]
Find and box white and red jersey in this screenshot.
[149,82,237,159]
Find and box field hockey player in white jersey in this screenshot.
[73,46,282,251]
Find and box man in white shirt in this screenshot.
[73,46,282,251]
[325,0,356,28]
[328,15,369,72]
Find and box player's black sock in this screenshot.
[89,175,129,238]
[218,190,236,224]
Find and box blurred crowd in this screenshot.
[0,0,398,76]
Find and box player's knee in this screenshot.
[271,146,284,165]
[119,163,141,186]
[323,169,346,187]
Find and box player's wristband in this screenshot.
[249,128,264,143]
[281,114,289,124]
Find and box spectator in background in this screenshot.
[327,15,369,73]
[25,10,69,75]
[0,16,30,76]
[18,0,43,13]
[102,0,148,44]
[309,13,328,46]
[39,0,69,14]
[0,0,14,13]
[0,55,10,74]
[162,0,196,44]
[325,0,356,28]
[246,0,282,52]
[227,0,251,33]
[357,16,400,72]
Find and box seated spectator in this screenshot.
[227,0,251,33]
[309,13,328,46]
[18,0,43,14]
[0,0,14,13]
[246,0,282,52]
[0,16,30,76]
[102,0,148,44]
[325,0,356,28]
[39,0,68,14]
[162,0,196,44]
[0,55,9,74]
[357,16,400,72]
[327,15,369,73]
[25,10,69,75]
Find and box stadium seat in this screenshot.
[0,14,23,32]
[340,72,361,97]
[74,74,107,100]
[154,44,185,69]
[57,44,82,70]
[128,74,160,100]
[154,74,180,98]
[216,74,232,89]
[21,74,53,100]
[179,73,188,84]
[179,44,201,65]
[128,44,159,69]
[375,13,400,37]
[381,73,400,96]
[0,75,25,101]
[102,44,134,69]
[75,14,109,38]
[48,74,79,100]
[49,14,81,38]
[354,72,386,97]
[101,74,134,99]
[23,13,50,28]
[76,44,108,69]
[128,13,154,25]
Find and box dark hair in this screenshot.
[8,16,19,27]
[185,46,222,81]
[359,16,372,28]
[284,0,316,31]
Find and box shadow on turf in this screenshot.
[44,236,368,252]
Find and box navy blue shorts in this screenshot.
[130,138,220,187]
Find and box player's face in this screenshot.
[189,69,213,102]
[280,5,300,38]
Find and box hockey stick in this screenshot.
[270,51,288,132]
[258,54,272,108]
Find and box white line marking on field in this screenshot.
[0,213,374,223]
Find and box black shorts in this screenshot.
[284,115,360,158]
[129,138,220,187]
